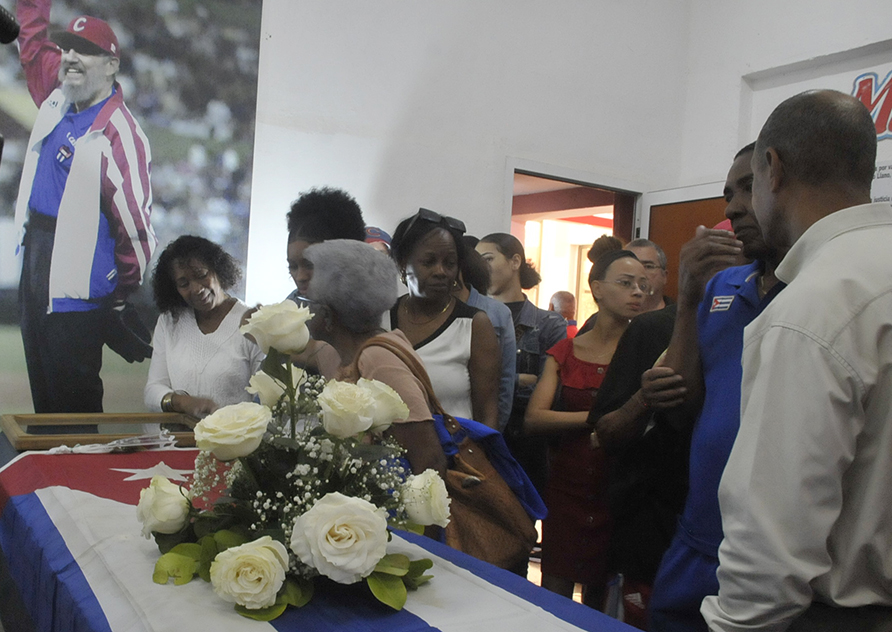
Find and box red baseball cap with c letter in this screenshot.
[51,15,120,58]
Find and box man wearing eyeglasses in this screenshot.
[15,0,154,415]
[624,239,669,312]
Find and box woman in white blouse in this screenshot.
[144,235,263,419]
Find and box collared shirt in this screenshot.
[465,286,516,431]
[702,202,892,631]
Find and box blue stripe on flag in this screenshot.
[270,579,441,632]
[0,493,112,632]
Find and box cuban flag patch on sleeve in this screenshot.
[710,296,735,312]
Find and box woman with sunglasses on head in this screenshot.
[524,250,649,606]
[390,209,501,430]
[475,233,568,494]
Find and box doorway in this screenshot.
[509,172,636,324]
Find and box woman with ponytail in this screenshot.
[476,234,567,494]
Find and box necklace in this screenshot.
[402,296,454,326]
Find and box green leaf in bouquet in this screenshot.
[404,558,434,590]
[388,520,424,535]
[403,573,434,590]
[192,511,238,539]
[367,571,408,610]
[261,348,291,384]
[280,577,314,608]
[234,602,287,621]
[233,577,314,621]
[406,558,433,576]
[168,543,202,561]
[153,528,194,554]
[374,553,410,576]
[214,529,249,552]
[198,535,218,582]
[153,552,198,586]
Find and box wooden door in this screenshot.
[648,197,727,301]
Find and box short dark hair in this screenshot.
[391,209,466,272]
[152,235,241,314]
[286,186,365,244]
[755,90,876,191]
[735,141,756,159]
[589,249,638,284]
[479,232,541,290]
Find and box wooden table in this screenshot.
[0,413,195,450]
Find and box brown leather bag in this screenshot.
[356,335,538,570]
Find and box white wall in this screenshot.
[246,0,892,303]
[677,0,892,188]
[246,0,692,303]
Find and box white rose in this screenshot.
[289,492,388,584]
[317,380,376,438]
[240,300,312,354]
[136,475,192,538]
[402,469,451,528]
[357,378,410,434]
[246,366,304,408]
[209,536,288,609]
[194,402,271,461]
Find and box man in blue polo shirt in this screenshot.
[648,143,787,632]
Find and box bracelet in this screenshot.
[635,390,650,409]
[161,390,188,412]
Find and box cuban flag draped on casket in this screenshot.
[0,450,629,632]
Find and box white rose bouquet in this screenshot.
[240,300,312,355]
[140,297,448,621]
[137,475,192,538]
[193,402,271,461]
[402,469,452,528]
[245,366,304,409]
[210,536,289,609]
[290,492,388,584]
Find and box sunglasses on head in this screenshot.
[405,207,467,236]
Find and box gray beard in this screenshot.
[61,81,94,106]
[59,74,112,109]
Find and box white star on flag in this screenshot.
[111,461,193,482]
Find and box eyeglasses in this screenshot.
[640,262,664,271]
[404,207,467,236]
[607,278,653,295]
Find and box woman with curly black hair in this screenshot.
[144,235,263,419]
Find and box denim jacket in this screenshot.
[513,297,567,409]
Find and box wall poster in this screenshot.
[0,0,263,416]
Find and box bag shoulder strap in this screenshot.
[355,335,460,434]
